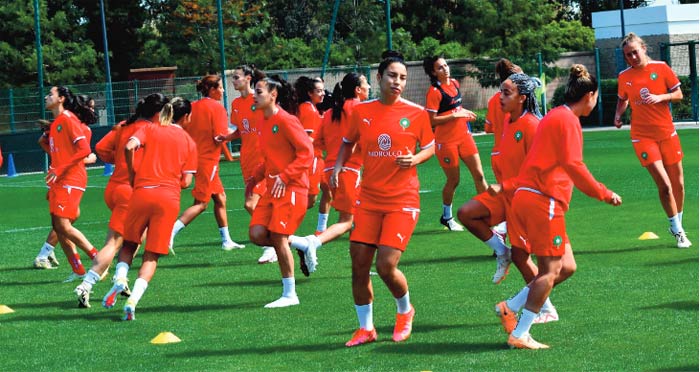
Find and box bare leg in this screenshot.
[350,242,377,305]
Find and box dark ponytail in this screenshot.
[57,86,97,125]
[422,55,441,87]
[330,72,363,123]
[264,75,297,115]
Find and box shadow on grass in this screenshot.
[574,244,669,255]
[639,300,698,312]
[0,266,46,272]
[1,310,123,323]
[644,257,698,267]
[372,341,504,354]
[323,322,489,337]
[401,254,491,267]
[166,341,346,358]
[1,280,58,286]
[651,365,699,372]
[145,301,261,313]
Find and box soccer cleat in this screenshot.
[297,249,309,277]
[120,282,132,298]
[314,230,324,236]
[123,300,136,321]
[63,273,86,283]
[33,257,55,270]
[47,251,59,266]
[492,252,512,284]
[669,229,692,249]
[304,236,320,274]
[392,305,415,342]
[264,295,300,308]
[222,240,246,251]
[102,278,127,309]
[345,328,377,347]
[495,301,518,334]
[507,333,550,349]
[74,284,91,308]
[258,247,278,264]
[533,306,560,324]
[440,216,465,231]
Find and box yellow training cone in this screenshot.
[638,232,660,240]
[0,305,15,314]
[150,332,182,344]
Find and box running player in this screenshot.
[170,75,245,252]
[341,51,435,347]
[494,65,622,349]
[102,96,198,320]
[247,76,314,308]
[614,32,690,248]
[422,56,487,231]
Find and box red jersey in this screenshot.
[316,98,363,169]
[230,94,264,177]
[425,79,469,144]
[618,61,681,140]
[508,106,611,211]
[497,112,540,181]
[96,119,150,185]
[257,108,314,193]
[186,98,229,161]
[485,92,506,149]
[130,124,198,191]
[345,98,435,211]
[48,110,91,187]
[0,145,3,168]
[297,101,324,157]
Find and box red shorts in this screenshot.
[192,160,225,202]
[123,187,181,255]
[323,167,360,214]
[510,189,569,257]
[435,135,479,168]
[307,156,324,195]
[350,207,420,251]
[490,151,502,183]
[48,184,84,219]
[472,191,508,228]
[632,133,683,167]
[104,182,133,235]
[250,190,308,235]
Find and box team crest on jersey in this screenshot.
[444,157,451,164]
[399,118,410,129]
[641,152,648,160]
[56,125,62,132]
[514,130,523,142]
[378,134,391,151]
[242,119,250,131]
[553,235,563,248]
[272,124,279,134]
[650,72,658,81]
[251,104,256,111]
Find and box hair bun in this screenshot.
[570,64,589,79]
[382,50,404,61]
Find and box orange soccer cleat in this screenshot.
[392,306,415,342]
[495,301,518,334]
[345,328,377,347]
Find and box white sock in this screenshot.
[511,309,537,338]
[493,221,507,236]
[395,292,411,314]
[37,242,55,260]
[678,211,684,225]
[219,226,232,243]
[442,204,453,219]
[355,303,374,330]
[541,297,554,312]
[128,277,149,305]
[485,233,508,256]
[114,262,129,280]
[308,235,322,250]
[81,270,101,291]
[669,214,683,234]
[316,213,329,232]
[172,219,186,237]
[506,286,530,313]
[282,277,296,298]
[289,235,309,252]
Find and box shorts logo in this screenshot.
[650,72,658,80]
[399,118,410,129]
[641,152,648,160]
[251,104,256,111]
[378,134,391,151]
[57,125,62,132]
[396,233,406,243]
[444,157,451,164]
[272,124,279,134]
[514,130,523,142]
[553,235,563,248]
[242,119,250,132]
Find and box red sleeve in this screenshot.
[485,94,499,133]
[558,121,612,202]
[214,104,229,138]
[425,88,441,112]
[417,110,435,149]
[278,115,313,185]
[663,63,681,91]
[183,135,199,174]
[95,129,118,164]
[344,109,361,144]
[54,121,91,178]
[315,114,331,154]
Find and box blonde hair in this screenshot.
[620,32,646,49]
[565,64,597,104]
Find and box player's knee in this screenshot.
[248,226,268,246]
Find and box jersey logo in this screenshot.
[553,235,563,248]
[251,104,257,111]
[399,118,410,129]
[641,152,648,160]
[625,81,632,86]
[279,221,288,229]
[514,130,523,142]
[363,118,373,126]
[242,119,250,132]
[650,72,658,80]
[272,124,279,134]
[443,157,451,164]
[57,125,62,132]
[377,134,391,151]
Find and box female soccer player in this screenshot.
[338,51,435,347]
[614,32,690,248]
[290,72,371,256]
[170,75,245,252]
[422,56,487,231]
[247,76,314,308]
[102,96,198,320]
[494,65,622,349]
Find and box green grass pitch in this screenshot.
[0,128,697,371]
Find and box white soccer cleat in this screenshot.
[492,251,511,284]
[533,305,560,324]
[75,284,91,308]
[304,236,320,274]
[47,251,59,266]
[103,278,128,309]
[222,240,246,251]
[63,272,86,283]
[258,247,278,264]
[670,229,692,249]
[440,216,465,231]
[33,257,55,270]
[123,300,136,321]
[264,295,300,308]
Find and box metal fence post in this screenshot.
[9,89,15,133]
[595,48,603,126]
[689,40,698,122]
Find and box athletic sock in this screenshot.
[37,242,54,260]
[511,309,537,338]
[316,213,329,232]
[355,303,374,331]
[541,297,554,313]
[219,226,232,243]
[88,248,98,260]
[82,270,101,291]
[114,262,130,280]
[669,214,683,234]
[129,277,148,305]
[678,211,684,225]
[70,254,86,275]
[395,292,411,314]
[442,204,453,220]
[172,219,186,237]
[485,233,508,256]
[282,277,296,298]
[493,221,507,236]
[506,286,530,313]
